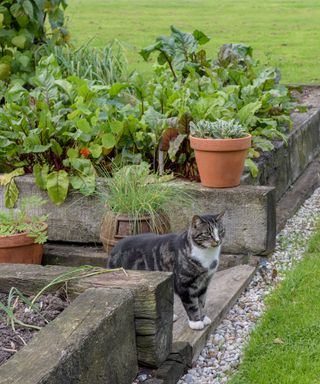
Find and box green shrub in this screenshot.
[138,26,304,177]
[0,0,69,84]
[0,55,121,205]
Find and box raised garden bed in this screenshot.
[0,87,319,261]
[242,86,320,201]
[0,264,173,370]
[0,284,138,384]
[0,290,68,366]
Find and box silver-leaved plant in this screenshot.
[190,119,248,139]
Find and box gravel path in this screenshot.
[178,187,320,384]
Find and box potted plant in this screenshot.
[0,197,48,264]
[189,119,251,188]
[99,162,188,254]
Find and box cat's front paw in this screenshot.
[188,320,204,330]
[203,315,212,326]
[173,314,178,322]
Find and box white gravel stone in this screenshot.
[178,187,320,384]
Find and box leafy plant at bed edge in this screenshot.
[0,55,134,205]
[0,196,48,244]
[140,27,305,177]
[0,25,306,205]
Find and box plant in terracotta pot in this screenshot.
[189,119,251,188]
[0,197,48,264]
[99,162,189,254]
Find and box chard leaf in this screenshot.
[143,107,166,132]
[252,137,274,152]
[22,0,34,19]
[171,25,198,54]
[46,170,69,205]
[11,35,26,49]
[50,139,63,157]
[89,143,102,158]
[0,168,24,186]
[4,179,19,208]
[70,174,95,195]
[245,158,259,178]
[101,133,116,149]
[77,118,91,134]
[108,83,131,97]
[237,101,261,127]
[253,68,278,89]
[168,134,187,161]
[33,164,49,191]
[192,29,210,45]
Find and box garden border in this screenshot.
[0,264,173,369]
[0,286,138,384]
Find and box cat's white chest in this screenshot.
[191,244,221,271]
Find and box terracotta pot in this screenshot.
[0,225,47,264]
[100,210,170,254]
[190,134,252,188]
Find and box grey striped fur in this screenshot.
[108,213,225,323]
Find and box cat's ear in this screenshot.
[192,215,203,228]
[216,211,225,220]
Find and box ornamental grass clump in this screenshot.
[100,162,192,232]
[189,119,248,139]
[102,162,183,217]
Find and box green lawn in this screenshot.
[65,0,320,84]
[229,228,320,384]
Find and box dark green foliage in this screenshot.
[0,0,68,84]
[0,25,305,203]
[140,25,211,79]
[138,26,303,177]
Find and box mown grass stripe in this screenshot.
[229,230,320,384]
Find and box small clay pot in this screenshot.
[0,225,47,264]
[190,134,252,188]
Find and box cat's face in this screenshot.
[190,213,225,248]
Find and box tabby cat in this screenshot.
[108,213,225,330]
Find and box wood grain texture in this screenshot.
[0,287,137,384]
[0,264,173,368]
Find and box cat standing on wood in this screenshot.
[108,213,225,330]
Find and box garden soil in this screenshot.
[0,290,69,366]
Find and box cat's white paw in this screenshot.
[203,316,212,326]
[188,320,204,330]
[173,314,178,322]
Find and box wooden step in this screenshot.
[173,264,256,361]
[154,265,256,383]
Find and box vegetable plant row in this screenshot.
[0,15,304,205]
